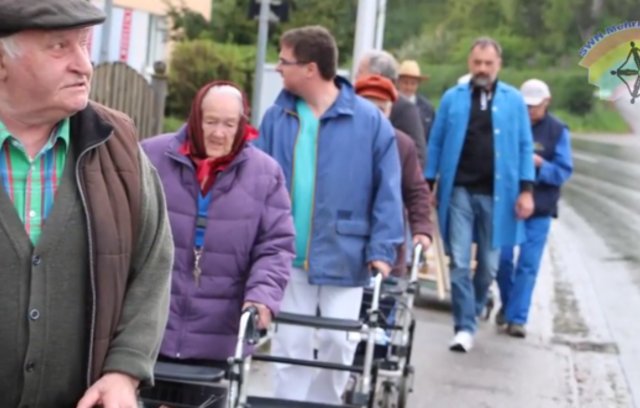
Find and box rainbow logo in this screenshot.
[579,21,640,104]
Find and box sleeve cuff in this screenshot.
[519,181,534,193]
[244,287,280,316]
[366,243,397,266]
[102,347,154,387]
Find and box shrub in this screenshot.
[167,40,255,118]
[163,115,184,133]
[419,64,594,115]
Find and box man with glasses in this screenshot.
[255,25,404,404]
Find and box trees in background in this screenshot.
[163,0,639,126]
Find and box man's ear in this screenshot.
[307,61,320,78]
[0,50,8,82]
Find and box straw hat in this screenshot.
[398,60,429,80]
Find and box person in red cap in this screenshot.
[355,74,434,272]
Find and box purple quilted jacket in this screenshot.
[141,129,295,361]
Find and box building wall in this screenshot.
[114,0,211,20]
[89,0,211,77]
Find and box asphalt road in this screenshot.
[247,134,640,408]
[406,134,640,408]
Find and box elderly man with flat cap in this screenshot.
[0,1,173,407]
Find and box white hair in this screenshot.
[204,85,245,116]
[361,50,399,82]
[0,35,21,59]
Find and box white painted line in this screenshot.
[572,152,599,163]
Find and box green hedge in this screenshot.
[555,100,629,133]
[167,40,256,119]
[419,64,595,115]
[164,41,623,132]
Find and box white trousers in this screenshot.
[272,268,364,404]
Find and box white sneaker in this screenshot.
[449,331,474,352]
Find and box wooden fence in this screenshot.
[90,61,168,139]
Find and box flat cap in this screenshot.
[0,0,106,37]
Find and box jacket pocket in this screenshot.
[335,219,371,236]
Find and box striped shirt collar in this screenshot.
[0,118,71,153]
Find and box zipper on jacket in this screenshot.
[287,109,319,272]
[303,123,321,271]
[178,181,213,357]
[76,135,110,387]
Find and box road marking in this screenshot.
[572,152,599,163]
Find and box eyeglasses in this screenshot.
[277,57,309,66]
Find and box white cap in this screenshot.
[520,79,551,106]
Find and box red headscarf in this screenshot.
[179,80,258,194]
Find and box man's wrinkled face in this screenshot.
[0,27,93,120]
[398,76,420,98]
[528,99,550,124]
[468,45,501,88]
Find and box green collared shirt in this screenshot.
[0,119,70,245]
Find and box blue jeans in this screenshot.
[497,216,552,325]
[447,187,500,333]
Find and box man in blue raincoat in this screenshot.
[425,37,535,352]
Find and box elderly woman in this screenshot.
[141,80,295,366]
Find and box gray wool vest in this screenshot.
[0,148,90,407]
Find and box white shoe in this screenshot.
[449,331,474,352]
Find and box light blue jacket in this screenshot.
[424,81,535,248]
[255,77,404,287]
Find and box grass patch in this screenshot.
[554,100,629,134]
[429,97,628,134]
[163,116,185,133]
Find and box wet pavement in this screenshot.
[614,98,640,135]
[406,134,640,407]
[246,134,640,407]
[405,134,640,407]
[563,135,640,270]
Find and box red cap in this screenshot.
[355,74,398,102]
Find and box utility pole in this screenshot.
[99,0,113,63]
[374,0,387,50]
[351,0,378,79]
[251,0,270,126]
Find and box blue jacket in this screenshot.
[255,77,404,287]
[531,113,573,218]
[425,81,535,248]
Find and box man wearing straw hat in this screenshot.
[398,60,436,143]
